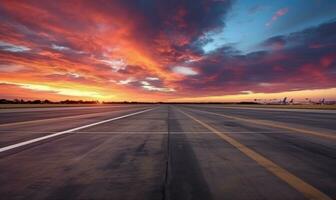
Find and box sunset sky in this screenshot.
[0,0,335,102]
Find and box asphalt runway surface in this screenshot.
[0,104,335,200]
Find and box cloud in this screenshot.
[0,0,234,100]
[145,77,160,81]
[172,20,336,97]
[101,59,127,72]
[0,41,30,52]
[0,1,335,101]
[116,77,137,85]
[0,64,26,72]
[51,44,70,51]
[140,81,175,92]
[172,66,198,76]
[266,8,289,27]
[261,36,286,50]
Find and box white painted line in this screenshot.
[0,130,298,134]
[75,131,291,134]
[0,105,145,113]
[0,107,150,127]
[0,108,155,153]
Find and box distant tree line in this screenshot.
[0,99,99,104]
[0,99,263,104]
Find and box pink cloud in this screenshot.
[266,8,289,27]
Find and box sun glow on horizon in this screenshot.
[0,81,116,101]
[170,88,336,102]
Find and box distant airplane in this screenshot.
[320,98,325,104]
[281,97,287,105]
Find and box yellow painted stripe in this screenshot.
[178,109,333,200]
[188,105,336,113]
[189,108,336,140]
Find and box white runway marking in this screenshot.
[0,105,144,113]
[0,107,150,127]
[75,131,294,134]
[0,108,155,153]
[0,130,299,134]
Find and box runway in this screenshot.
[0,104,335,200]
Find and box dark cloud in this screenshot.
[261,36,286,49]
[174,20,336,96]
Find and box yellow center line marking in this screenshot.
[187,105,336,113]
[177,109,333,200]
[188,108,336,140]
